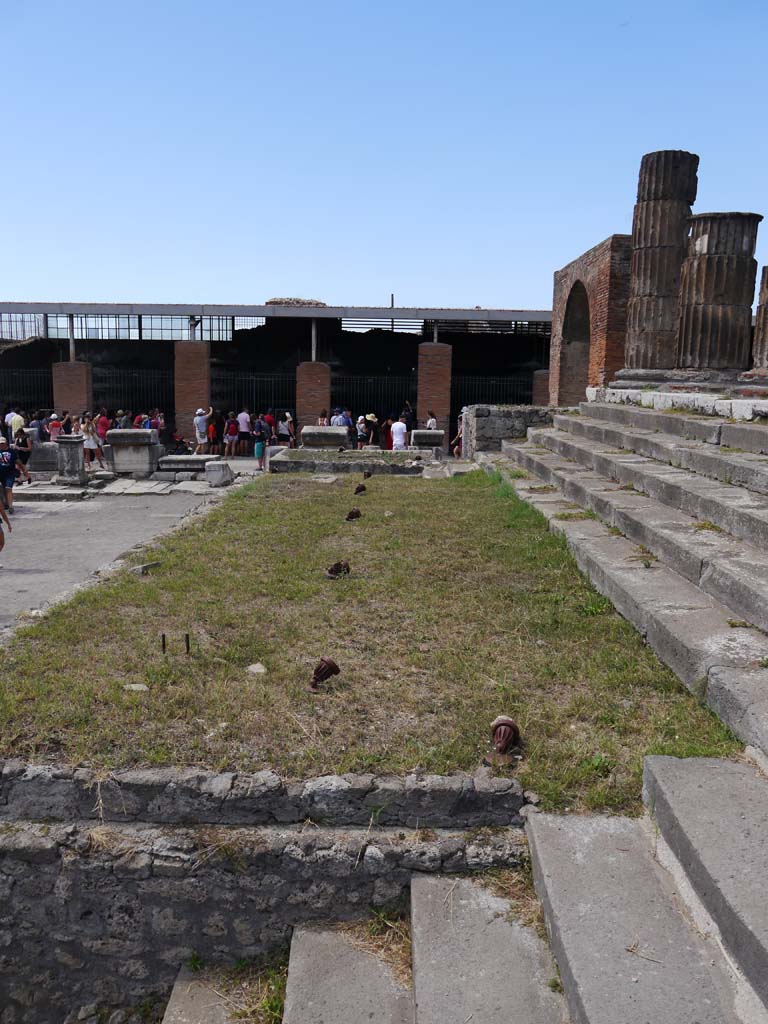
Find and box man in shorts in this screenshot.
[0,438,18,513]
[252,412,269,471]
[390,413,408,451]
[236,407,252,457]
[193,407,212,455]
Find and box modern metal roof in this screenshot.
[0,301,552,323]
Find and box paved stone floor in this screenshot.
[0,493,208,635]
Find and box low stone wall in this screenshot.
[0,762,525,828]
[1,820,525,1022]
[463,405,555,457]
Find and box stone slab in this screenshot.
[527,813,740,1024]
[282,927,413,1024]
[299,425,350,448]
[410,429,445,449]
[643,755,768,1010]
[12,485,89,502]
[720,421,768,454]
[161,966,229,1024]
[158,455,221,471]
[411,875,563,1024]
[106,428,160,446]
[581,401,723,444]
[205,461,235,487]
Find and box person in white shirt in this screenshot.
[426,410,438,430]
[236,407,252,456]
[193,407,212,454]
[390,415,408,451]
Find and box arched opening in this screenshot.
[560,281,591,403]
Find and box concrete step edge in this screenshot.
[410,874,565,1024]
[161,965,230,1023]
[643,755,768,1013]
[527,813,744,1024]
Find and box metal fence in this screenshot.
[331,374,417,419]
[212,371,296,415]
[451,374,533,416]
[92,368,174,415]
[0,369,54,410]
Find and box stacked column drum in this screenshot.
[676,213,762,369]
[626,150,699,370]
[748,265,768,371]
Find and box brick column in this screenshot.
[532,369,550,406]
[417,342,452,445]
[174,342,210,438]
[296,361,331,435]
[52,361,92,416]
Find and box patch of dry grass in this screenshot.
[194,953,288,1023]
[339,909,412,985]
[0,471,739,813]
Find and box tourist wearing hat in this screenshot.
[194,406,212,455]
[356,415,367,449]
[365,413,380,447]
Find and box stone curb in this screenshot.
[0,762,525,827]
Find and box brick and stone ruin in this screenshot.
[548,148,766,403]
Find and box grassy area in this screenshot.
[0,471,739,813]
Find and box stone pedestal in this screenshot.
[410,429,445,449]
[676,213,762,370]
[105,428,162,478]
[300,425,349,448]
[54,435,88,485]
[625,150,699,370]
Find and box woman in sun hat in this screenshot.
[365,413,379,447]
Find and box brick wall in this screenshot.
[174,342,211,438]
[52,361,93,416]
[549,234,632,404]
[532,369,550,405]
[296,361,331,433]
[417,342,452,444]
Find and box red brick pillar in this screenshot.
[296,361,331,435]
[52,361,93,416]
[532,369,550,405]
[417,342,452,445]
[174,342,210,438]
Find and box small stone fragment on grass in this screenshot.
[123,683,149,693]
[384,511,394,517]
[248,662,267,675]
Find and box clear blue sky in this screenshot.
[2,0,765,310]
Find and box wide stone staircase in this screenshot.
[489,399,768,755]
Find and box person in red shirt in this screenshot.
[96,408,111,442]
[264,408,276,443]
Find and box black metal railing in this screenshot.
[330,374,417,420]
[92,368,174,415]
[451,374,533,417]
[0,369,54,411]
[211,371,296,415]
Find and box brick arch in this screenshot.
[548,234,631,405]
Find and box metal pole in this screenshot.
[311,318,317,362]
[433,321,439,344]
[68,313,75,362]
[391,293,394,333]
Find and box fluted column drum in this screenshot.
[751,266,768,370]
[626,150,699,370]
[676,213,762,370]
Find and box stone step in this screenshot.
[410,875,564,1024]
[158,454,221,472]
[11,485,90,501]
[643,755,768,1013]
[501,442,768,633]
[161,966,229,1023]
[559,412,768,496]
[483,455,768,752]
[527,813,742,1024]
[282,926,413,1024]
[523,427,768,549]
[581,401,725,444]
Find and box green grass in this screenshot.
[0,471,739,814]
